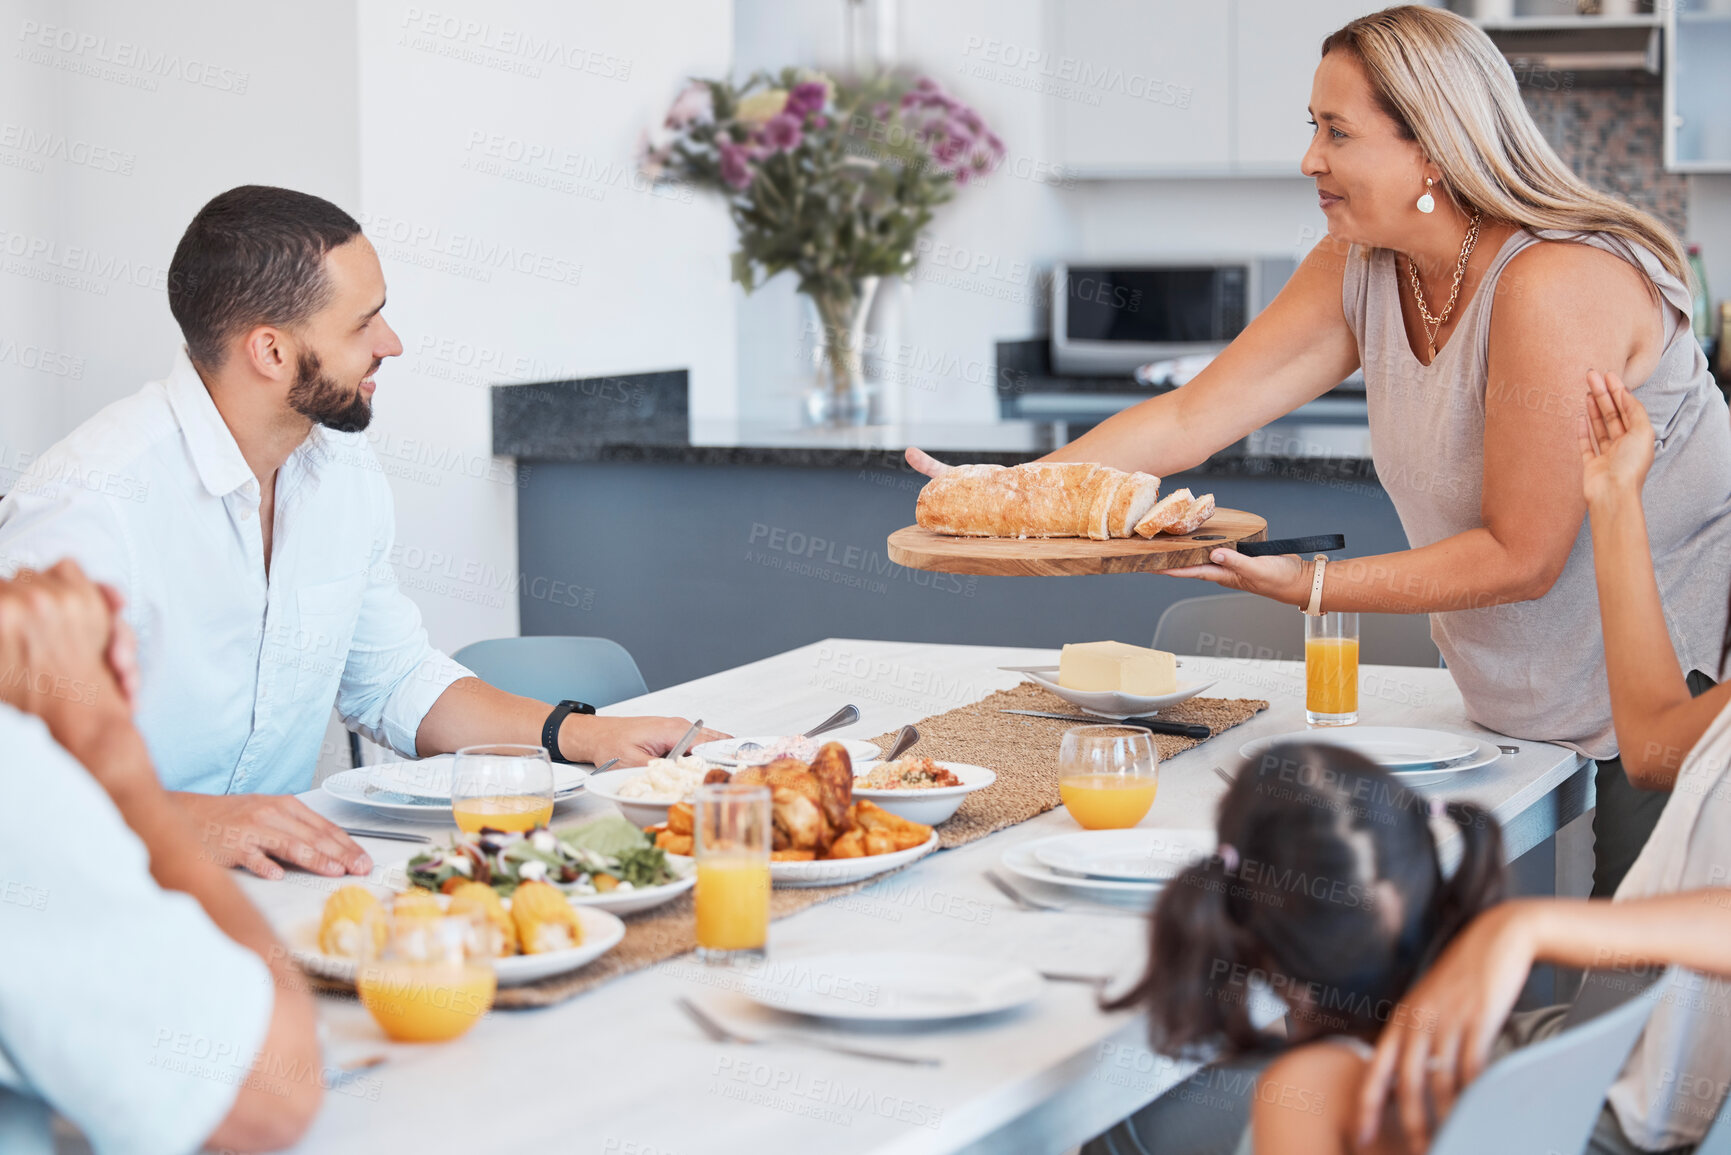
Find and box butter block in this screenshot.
[1059,641,1179,696]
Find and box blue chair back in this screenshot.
[452,636,648,708]
[1426,969,1668,1155]
[1695,1073,1731,1155]
[1153,591,1442,668]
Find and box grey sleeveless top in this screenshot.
[1344,229,1731,759]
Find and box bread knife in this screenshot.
[1235,534,1345,557]
[1001,709,1212,740]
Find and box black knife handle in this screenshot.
[1129,718,1213,740]
[1236,534,1346,557]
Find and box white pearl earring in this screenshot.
[1417,177,1436,214]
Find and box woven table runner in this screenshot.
[306,683,1267,1008]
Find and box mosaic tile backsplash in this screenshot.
[1521,84,1688,234]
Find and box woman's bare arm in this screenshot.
[907,236,1362,479]
[1579,369,1731,787]
[1170,240,1663,614]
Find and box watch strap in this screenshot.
[1304,554,1328,617]
[542,699,596,764]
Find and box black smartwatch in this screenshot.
[542,699,596,764]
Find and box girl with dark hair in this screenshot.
[1087,742,1507,1155]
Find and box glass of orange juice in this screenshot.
[1058,725,1160,830]
[1305,612,1360,727]
[355,906,496,1043]
[452,744,555,834]
[694,782,771,964]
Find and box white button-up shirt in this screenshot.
[0,348,472,795]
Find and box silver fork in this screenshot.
[984,870,1144,918]
[675,997,940,1067]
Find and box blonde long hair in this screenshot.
[1322,6,1688,286]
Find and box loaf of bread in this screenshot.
[915,462,1214,540]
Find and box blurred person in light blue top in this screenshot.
[0,561,321,1154]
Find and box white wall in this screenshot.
[354,0,736,656]
[0,0,358,480]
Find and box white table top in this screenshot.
[251,639,1589,1155]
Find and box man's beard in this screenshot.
[287,350,374,433]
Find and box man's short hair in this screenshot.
[168,185,362,370]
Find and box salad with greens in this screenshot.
[406,816,681,898]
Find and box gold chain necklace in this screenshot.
[1405,207,1483,360]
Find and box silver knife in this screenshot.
[1000,709,1212,740]
[340,827,433,844]
[670,718,704,760]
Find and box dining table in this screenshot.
[247,637,1593,1155]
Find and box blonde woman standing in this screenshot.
[916,6,1731,914]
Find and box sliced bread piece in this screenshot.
[1167,492,1216,535]
[1132,488,1194,538]
[1085,470,1129,541]
[1107,472,1163,538]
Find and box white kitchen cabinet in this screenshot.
[1235,0,1383,173]
[1049,0,1231,175]
[1665,0,1731,172]
[1051,0,1435,177]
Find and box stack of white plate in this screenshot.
[321,755,591,818]
[1000,828,1218,898]
[1236,727,1502,787]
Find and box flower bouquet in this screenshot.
[642,68,1004,424]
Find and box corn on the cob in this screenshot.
[318,886,384,958]
[391,888,442,921]
[447,881,518,957]
[509,881,583,954]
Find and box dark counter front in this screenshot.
[495,372,1406,691]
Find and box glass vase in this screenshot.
[800,276,881,427]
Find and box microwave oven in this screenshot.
[1050,257,1297,375]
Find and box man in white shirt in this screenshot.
[0,559,322,1154]
[0,185,718,878]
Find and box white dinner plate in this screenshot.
[738,951,1043,1022]
[1004,666,1216,720]
[1033,828,1218,883]
[691,736,883,768]
[1386,739,1504,786]
[666,831,940,889]
[1239,727,1482,770]
[851,761,997,826]
[321,756,591,817]
[290,898,626,987]
[1000,837,1169,897]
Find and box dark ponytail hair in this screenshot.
[1109,743,1506,1056]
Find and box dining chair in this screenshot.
[451,636,650,707]
[1421,968,1668,1155]
[1152,591,1442,668]
[1689,1075,1731,1155]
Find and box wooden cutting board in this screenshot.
[886,508,1268,576]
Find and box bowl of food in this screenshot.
[585,754,718,827]
[851,757,996,826]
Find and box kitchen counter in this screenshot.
[491,371,1379,482]
[489,369,1404,690]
